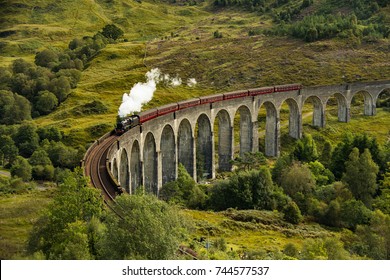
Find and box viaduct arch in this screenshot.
[108,81,390,195]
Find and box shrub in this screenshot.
[282,200,302,224]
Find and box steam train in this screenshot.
[115,84,302,135]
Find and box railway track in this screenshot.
[83,133,119,202]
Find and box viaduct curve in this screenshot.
[85,80,390,198]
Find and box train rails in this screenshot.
[83,133,120,203]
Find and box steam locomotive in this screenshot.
[115,84,302,135]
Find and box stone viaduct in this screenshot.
[106,80,390,195]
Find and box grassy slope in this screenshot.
[1,0,389,144]
[0,189,54,259]
[183,209,332,259]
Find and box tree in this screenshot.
[0,90,31,124]
[33,90,58,115]
[49,76,71,103]
[272,154,293,186]
[209,168,275,211]
[231,152,266,172]
[101,24,124,41]
[10,156,32,181]
[50,220,92,260]
[12,58,33,75]
[37,126,63,142]
[99,194,187,259]
[0,67,12,90]
[29,149,54,180]
[13,123,39,158]
[0,135,18,166]
[373,163,390,214]
[159,163,206,209]
[27,168,104,259]
[35,49,59,69]
[29,149,52,166]
[11,73,36,100]
[283,200,302,224]
[280,162,315,198]
[331,133,354,179]
[320,140,333,168]
[321,199,340,227]
[57,69,82,88]
[43,141,82,168]
[307,161,335,186]
[323,237,349,260]
[292,134,318,162]
[340,199,372,230]
[331,133,383,180]
[342,148,379,207]
[300,239,327,260]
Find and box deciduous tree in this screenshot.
[99,194,187,259]
[342,148,379,207]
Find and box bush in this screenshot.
[283,200,302,224]
[209,167,275,211]
[101,24,124,41]
[213,30,223,39]
[283,243,299,258]
[159,163,206,209]
[10,156,32,181]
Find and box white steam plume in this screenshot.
[118,68,160,117]
[118,68,197,117]
[187,78,197,87]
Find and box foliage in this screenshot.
[29,149,54,181]
[282,200,302,224]
[99,194,188,260]
[0,135,19,166]
[283,243,299,258]
[37,126,63,142]
[292,134,318,163]
[12,123,40,158]
[0,90,31,124]
[101,24,124,41]
[271,153,293,186]
[209,167,277,211]
[319,140,333,168]
[331,133,383,180]
[27,168,104,259]
[35,49,59,69]
[41,140,81,169]
[231,152,266,172]
[160,163,206,209]
[0,177,35,195]
[339,199,372,230]
[373,163,390,214]
[307,161,334,186]
[10,156,32,181]
[342,210,390,259]
[342,148,379,207]
[280,162,315,199]
[300,237,349,260]
[33,90,58,116]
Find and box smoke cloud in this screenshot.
[187,78,197,87]
[118,68,197,117]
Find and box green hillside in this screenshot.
[1,0,390,260]
[1,0,389,144]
